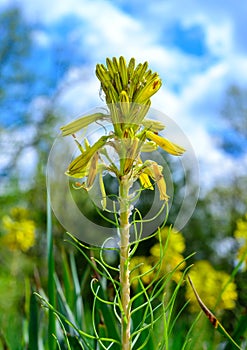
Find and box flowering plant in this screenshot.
[59,56,185,349]
[36,57,243,350]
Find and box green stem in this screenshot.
[119,175,132,350]
[47,192,56,350]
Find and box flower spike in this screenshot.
[62,57,185,207]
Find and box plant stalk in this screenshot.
[119,175,132,350]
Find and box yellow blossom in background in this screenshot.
[1,207,35,252]
[150,227,186,283]
[130,256,154,288]
[130,227,186,287]
[185,260,238,313]
[234,213,247,269]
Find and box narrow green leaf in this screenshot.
[69,252,83,328]
[34,292,95,350]
[67,335,85,350]
[28,289,39,350]
[61,248,74,309]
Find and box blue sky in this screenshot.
[1,0,247,190]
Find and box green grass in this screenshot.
[1,198,246,349]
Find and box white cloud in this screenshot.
[16,0,83,22]
[31,30,50,48]
[57,66,101,119]
[205,21,233,56]
[125,0,247,59]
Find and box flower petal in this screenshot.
[66,136,108,177]
[133,75,162,104]
[146,131,185,156]
[86,152,99,189]
[141,141,158,152]
[61,113,108,136]
[139,173,154,190]
[142,119,165,132]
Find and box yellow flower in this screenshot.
[185,260,238,313]
[140,160,170,201]
[139,172,154,190]
[146,131,185,156]
[234,213,247,269]
[150,162,169,201]
[150,227,186,283]
[65,135,109,178]
[1,208,35,252]
[130,227,186,288]
[130,256,154,288]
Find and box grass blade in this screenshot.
[28,288,39,350]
